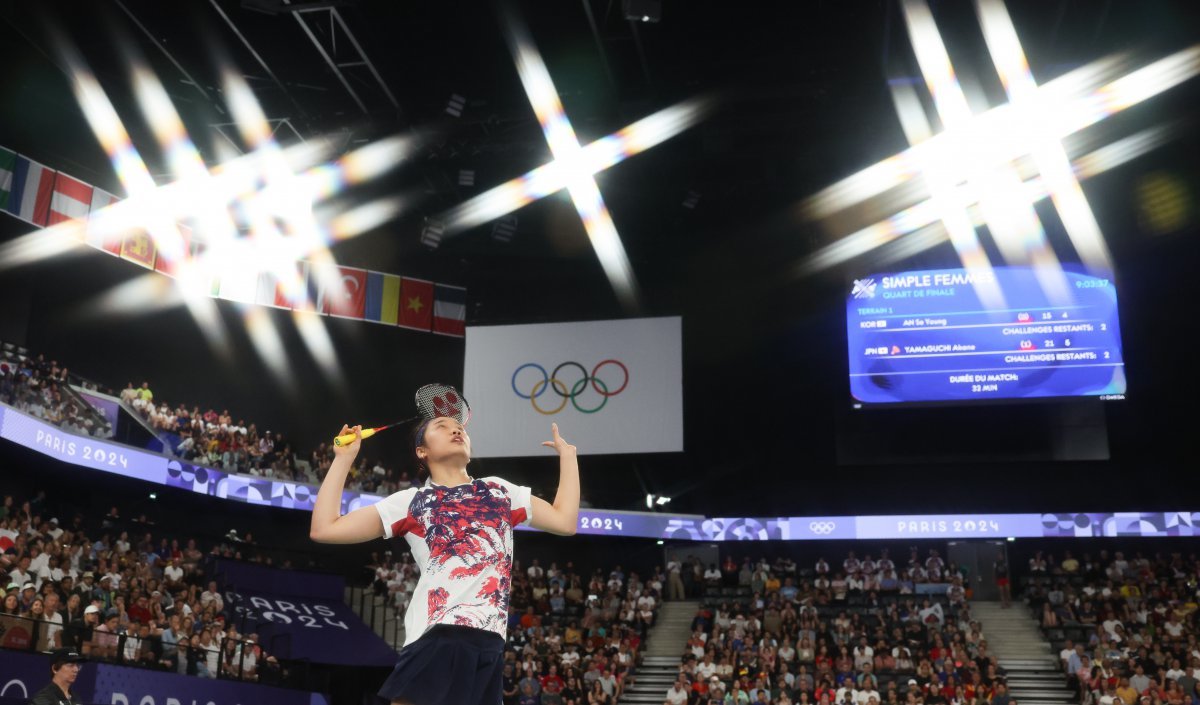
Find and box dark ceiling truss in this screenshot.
[283,0,402,118]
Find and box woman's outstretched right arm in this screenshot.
[309,424,384,544]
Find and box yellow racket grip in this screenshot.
[333,427,377,447]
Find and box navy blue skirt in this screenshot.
[378,624,507,705]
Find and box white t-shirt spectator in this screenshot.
[29,552,50,574]
[855,689,881,705]
[44,611,64,647]
[164,564,185,584]
[919,603,945,626]
[8,568,32,587]
[200,588,224,611]
[853,645,874,669]
[203,641,220,675]
[665,684,689,705]
[375,476,533,648]
[947,584,966,604]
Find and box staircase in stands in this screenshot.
[620,599,697,704]
[345,585,405,651]
[972,601,1074,705]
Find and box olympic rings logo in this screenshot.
[511,360,629,414]
[809,521,836,535]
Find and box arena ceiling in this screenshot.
[1,0,1198,514]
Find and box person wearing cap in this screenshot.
[30,648,86,705]
[92,575,114,611]
[74,572,95,602]
[63,604,100,652]
[20,581,38,611]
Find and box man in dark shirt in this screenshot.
[30,648,86,705]
[926,681,948,705]
[502,663,521,705]
[62,605,99,652]
[992,682,1013,705]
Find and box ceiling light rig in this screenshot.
[435,5,712,312]
[795,0,1200,300]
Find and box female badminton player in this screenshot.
[309,416,579,705]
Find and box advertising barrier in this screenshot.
[3,403,1196,542]
[0,648,328,705]
[214,560,397,667]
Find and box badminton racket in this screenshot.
[333,383,471,447]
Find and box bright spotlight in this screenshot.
[795,0,1200,286]
[438,6,711,312]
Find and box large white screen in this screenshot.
[463,317,683,457]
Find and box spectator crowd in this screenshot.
[0,347,113,439]
[1022,549,1199,705]
[660,549,1008,705]
[0,488,292,685]
[0,340,413,496]
[119,378,414,496]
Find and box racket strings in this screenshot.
[414,383,471,425]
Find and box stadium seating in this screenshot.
[1019,551,1199,705]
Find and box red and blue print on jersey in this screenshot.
[374,476,533,647]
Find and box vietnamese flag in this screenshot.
[398,277,433,331]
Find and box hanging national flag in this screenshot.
[121,230,158,270]
[215,264,259,304]
[364,271,402,325]
[0,147,14,205]
[0,528,18,552]
[276,261,309,309]
[323,266,368,319]
[154,223,192,278]
[48,172,94,226]
[433,284,467,337]
[86,187,122,255]
[292,260,320,313]
[256,269,290,309]
[398,277,434,331]
[0,151,55,226]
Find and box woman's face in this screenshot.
[30,599,43,614]
[3,595,17,610]
[418,417,471,466]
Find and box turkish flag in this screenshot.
[323,266,368,319]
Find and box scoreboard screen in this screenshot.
[847,265,1126,406]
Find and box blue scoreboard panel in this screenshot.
[847,266,1126,405]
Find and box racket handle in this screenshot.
[334,427,377,447]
